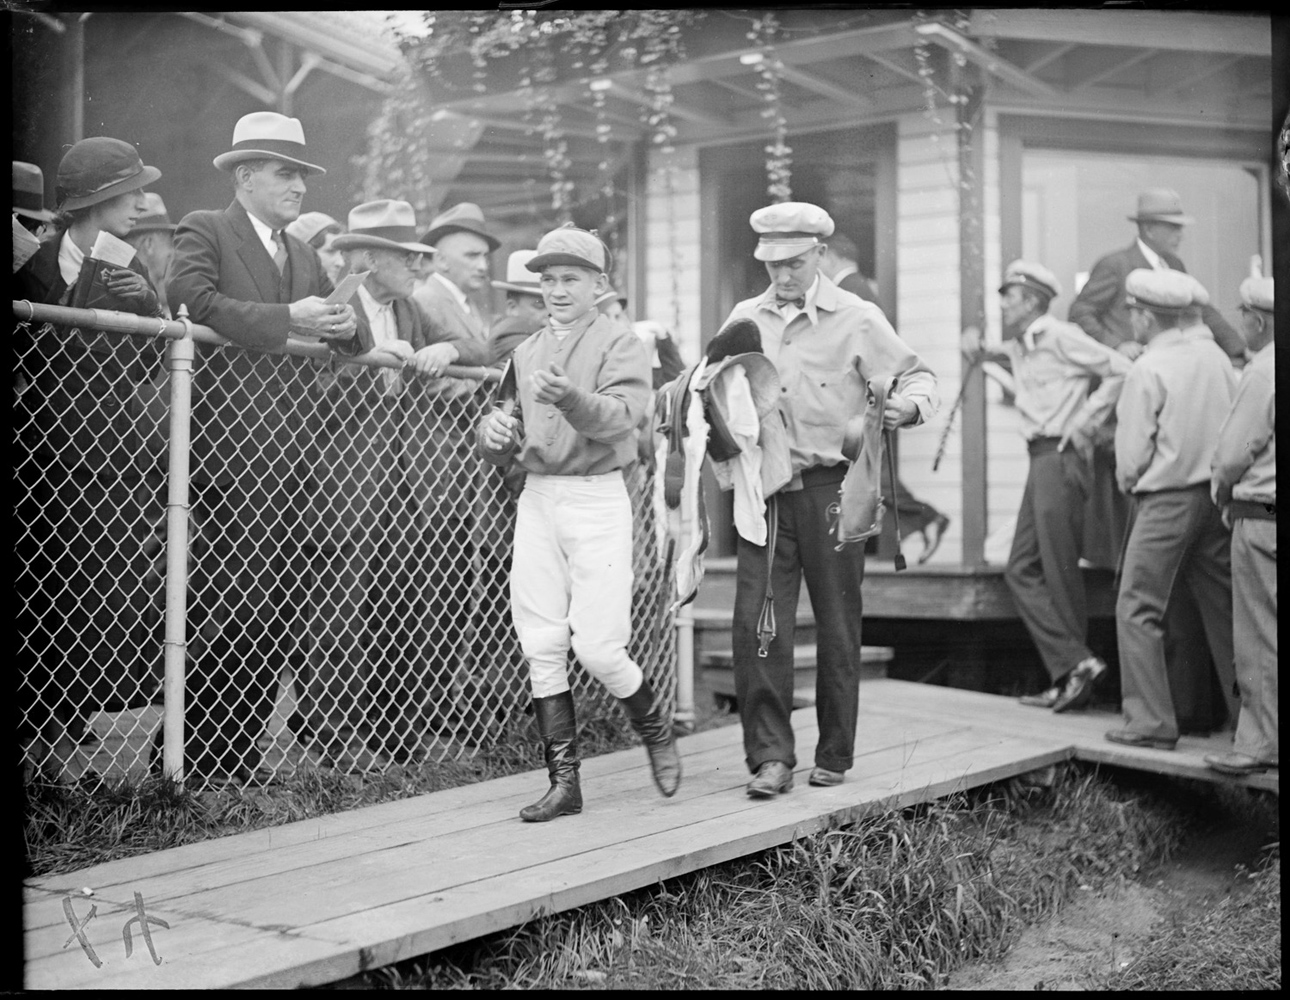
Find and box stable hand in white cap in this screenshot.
[531,362,572,405]
[290,296,357,340]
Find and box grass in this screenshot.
[23,695,739,879]
[351,763,1201,990]
[1091,781,1281,992]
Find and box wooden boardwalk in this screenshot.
[23,679,1276,990]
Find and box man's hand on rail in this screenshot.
[289,296,357,340]
[409,342,460,379]
[369,339,415,366]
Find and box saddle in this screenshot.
[830,373,907,570]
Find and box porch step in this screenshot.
[701,645,893,709]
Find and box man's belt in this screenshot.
[1229,499,1276,521]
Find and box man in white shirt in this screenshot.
[1106,269,1237,751]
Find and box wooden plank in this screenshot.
[968,9,1270,58]
[27,724,1065,989]
[26,679,1270,989]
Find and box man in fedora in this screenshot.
[1069,187,1241,728]
[168,111,360,783]
[14,160,56,237]
[1069,189,1244,361]
[1106,269,1236,752]
[721,202,937,799]
[489,248,547,364]
[301,198,467,767]
[125,192,177,318]
[408,202,504,742]
[964,261,1130,715]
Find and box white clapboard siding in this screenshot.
[644,146,703,365]
[897,112,963,563]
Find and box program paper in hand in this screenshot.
[325,270,369,306]
[90,229,138,268]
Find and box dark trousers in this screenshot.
[1005,440,1094,683]
[1116,485,1235,741]
[17,462,155,746]
[733,468,866,774]
[184,477,312,777]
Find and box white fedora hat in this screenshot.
[492,249,543,295]
[331,199,437,255]
[213,111,326,175]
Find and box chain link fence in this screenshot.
[13,304,676,788]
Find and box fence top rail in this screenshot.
[12,299,501,383]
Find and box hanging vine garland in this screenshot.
[748,13,792,203]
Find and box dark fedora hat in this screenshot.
[213,111,326,176]
[420,202,500,251]
[13,161,56,223]
[55,137,161,212]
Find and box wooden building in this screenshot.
[414,9,1274,569]
[12,9,1275,571]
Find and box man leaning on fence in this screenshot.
[963,260,1130,715]
[14,137,166,780]
[166,111,359,784]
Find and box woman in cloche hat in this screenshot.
[14,136,167,781]
[15,136,163,315]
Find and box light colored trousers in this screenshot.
[1231,517,1278,762]
[511,471,644,700]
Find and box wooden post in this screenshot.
[956,67,988,568]
[65,13,85,143]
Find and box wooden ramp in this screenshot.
[23,679,1276,990]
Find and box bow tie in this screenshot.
[777,296,806,311]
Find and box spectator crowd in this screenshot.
[12,110,1276,800]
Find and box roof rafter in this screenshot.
[1067,48,1159,91]
[969,9,1270,57]
[915,21,1058,98]
[774,64,873,110]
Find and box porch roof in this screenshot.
[411,10,1271,219]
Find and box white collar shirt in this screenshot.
[246,210,282,259]
[357,283,403,396]
[1136,238,1167,271]
[433,271,473,318]
[57,230,85,288]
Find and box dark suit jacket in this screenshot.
[410,274,491,366]
[1067,241,1244,359]
[168,200,333,486]
[15,235,162,481]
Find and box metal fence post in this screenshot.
[161,306,196,785]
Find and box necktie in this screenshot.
[272,231,288,274]
[778,296,805,311]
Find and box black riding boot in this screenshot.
[620,680,682,797]
[520,691,582,822]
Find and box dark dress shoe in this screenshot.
[1053,657,1107,714]
[808,766,844,787]
[747,761,794,798]
[1105,729,1176,751]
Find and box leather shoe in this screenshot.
[1052,656,1107,714]
[1204,751,1274,776]
[747,761,794,798]
[1019,684,1061,709]
[808,766,844,787]
[1105,729,1177,751]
